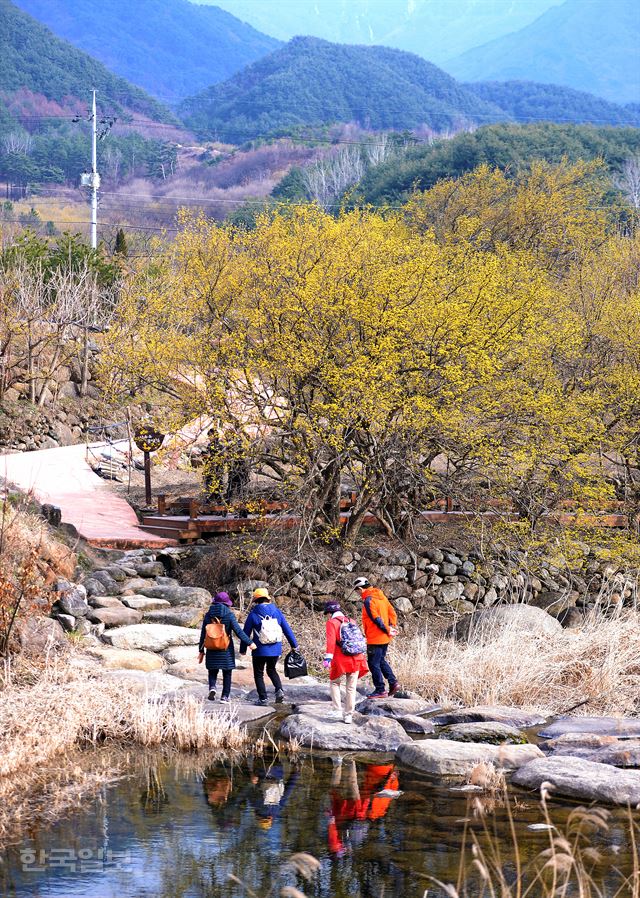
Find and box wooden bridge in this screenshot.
[140,494,630,542]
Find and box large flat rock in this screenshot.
[355,696,439,719]
[103,623,200,652]
[163,684,276,725]
[167,658,208,682]
[143,606,203,627]
[539,716,640,740]
[449,605,562,642]
[396,738,543,778]
[85,645,164,672]
[247,680,332,705]
[122,595,171,612]
[550,740,640,768]
[432,706,546,729]
[279,705,410,751]
[512,756,640,805]
[138,585,212,607]
[399,715,436,735]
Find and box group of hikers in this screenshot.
[198,576,400,720]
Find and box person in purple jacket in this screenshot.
[241,587,298,706]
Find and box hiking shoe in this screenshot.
[207,689,217,701]
[367,690,388,699]
[256,698,269,706]
[343,714,353,725]
[388,682,401,697]
[275,689,285,704]
[220,696,230,704]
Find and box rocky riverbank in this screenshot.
[22,543,638,808]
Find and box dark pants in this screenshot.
[208,668,232,698]
[367,644,397,694]
[252,655,283,700]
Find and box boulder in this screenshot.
[528,590,577,617]
[396,739,543,778]
[438,582,464,604]
[143,606,202,627]
[393,596,413,613]
[557,608,585,629]
[83,578,107,597]
[55,613,76,632]
[138,584,212,606]
[122,596,171,612]
[378,565,408,582]
[87,607,143,628]
[448,605,562,642]
[539,716,640,740]
[103,565,128,582]
[54,582,90,617]
[88,596,126,609]
[512,756,640,805]
[399,715,436,735]
[85,645,164,672]
[442,722,526,745]
[279,705,410,751]
[432,706,546,728]
[90,571,121,594]
[121,577,153,594]
[103,623,200,652]
[131,561,165,578]
[356,696,438,719]
[247,680,334,705]
[17,616,67,654]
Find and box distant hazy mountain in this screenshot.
[199,0,561,65]
[180,36,507,141]
[0,0,173,122]
[447,0,640,105]
[14,0,280,103]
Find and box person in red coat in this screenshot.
[323,601,368,724]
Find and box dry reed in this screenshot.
[0,658,250,782]
[391,609,640,716]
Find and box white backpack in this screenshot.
[259,614,283,645]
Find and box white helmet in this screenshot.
[353,577,370,589]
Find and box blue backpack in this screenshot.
[338,619,366,655]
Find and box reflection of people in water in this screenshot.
[328,761,399,857]
[248,762,298,832]
[204,772,233,808]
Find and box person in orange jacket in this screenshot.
[327,759,399,856]
[354,577,399,698]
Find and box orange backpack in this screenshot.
[204,618,230,650]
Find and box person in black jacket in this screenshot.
[198,591,256,702]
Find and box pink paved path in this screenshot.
[0,442,175,548]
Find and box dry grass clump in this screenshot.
[0,659,249,782]
[392,609,640,716]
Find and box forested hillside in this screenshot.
[468,82,640,128]
[0,0,173,122]
[350,124,640,205]
[180,36,506,141]
[14,0,280,102]
[447,0,640,105]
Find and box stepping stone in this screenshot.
[538,716,640,740]
[89,596,126,609]
[138,585,212,606]
[103,623,199,652]
[246,681,332,705]
[441,722,526,745]
[398,715,436,735]
[167,658,208,682]
[512,756,640,805]
[279,704,410,751]
[432,706,546,729]
[85,645,164,672]
[143,606,203,627]
[356,697,439,719]
[396,738,543,778]
[549,739,640,768]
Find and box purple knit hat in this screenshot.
[323,601,341,614]
[215,591,233,607]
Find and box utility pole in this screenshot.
[79,90,101,249]
[90,89,98,249]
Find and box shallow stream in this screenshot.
[2,746,639,898]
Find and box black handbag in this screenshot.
[284,649,308,679]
